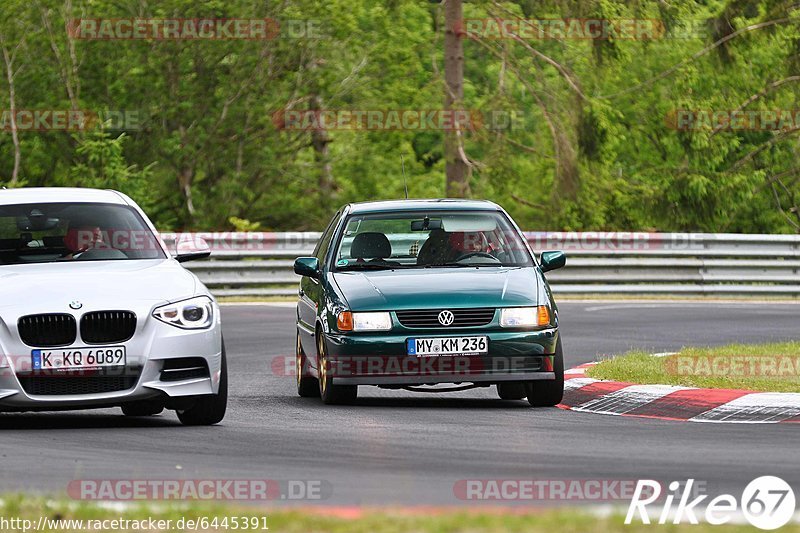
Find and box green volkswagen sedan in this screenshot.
[294,199,566,405]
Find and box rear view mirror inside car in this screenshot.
[16,214,60,232]
[410,218,443,231]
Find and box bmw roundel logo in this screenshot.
[437,310,455,326]
[69,301,83,310]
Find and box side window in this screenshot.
[314,211,342,264]
[311,213,336,258]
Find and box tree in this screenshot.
[443,0,470,197]
[0,2,30,186]
[2,0,800,233]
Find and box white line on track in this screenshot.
[563,377,599,390]
[572,384,690,415]
[690,393,800,423]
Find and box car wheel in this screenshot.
[496,382,527,400]
[297,332,320,397]
[525,338,565,407]
[121,400,164,417]
[317,330,357,405]
[177,342,228,425]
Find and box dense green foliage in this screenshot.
[1,0,799,232]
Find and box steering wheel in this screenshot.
[59,246,88,259]
[453,251,500,263]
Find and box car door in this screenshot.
[297,210,341,355]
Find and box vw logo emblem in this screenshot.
[69,301,82,310]
[437,310,455,326]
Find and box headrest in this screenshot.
[350,232,392,259]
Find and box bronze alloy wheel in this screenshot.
[316,330,357,405]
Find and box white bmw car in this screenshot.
[0,187,226,425]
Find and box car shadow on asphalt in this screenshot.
[290,396,540,409]
[0,412,181,430]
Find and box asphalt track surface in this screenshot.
[0,301,798,506]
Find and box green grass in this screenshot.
[0,496,795,532]
[587,342,800,392]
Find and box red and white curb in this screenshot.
[559,363,800,424]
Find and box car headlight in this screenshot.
[153,296,215,329]
[500,306,551,328]
[336,311,392,332]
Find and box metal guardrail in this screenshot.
[161,232,800,297]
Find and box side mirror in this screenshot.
[540,250,566,273]
[175,237,211,263]
[294,257,320,279]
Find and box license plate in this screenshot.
[407,336,488,357]
[31,346,126,370]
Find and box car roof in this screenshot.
[346,198,502,215]
[0,187,127,206]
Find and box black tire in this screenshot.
[317,330,357,405]
[177,342,228,425]
[497,382,527,400]
[526,338,565,407]
[297,332,320,397]
[121,401,164,417]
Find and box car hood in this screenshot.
[332,267,540,311]
[0,259,198,313]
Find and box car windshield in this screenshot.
[0,202,165,265]
[333,210,533,269]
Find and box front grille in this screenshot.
[396,308,496,328]
[18,314,77,347]
[18,374,139,396]
[160,357,210,382]
[80,311,137,344]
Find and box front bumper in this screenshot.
[0,308,222,411]
[324,327,559,386]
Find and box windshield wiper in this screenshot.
[337,263,403,271]
[425,262,500,268]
